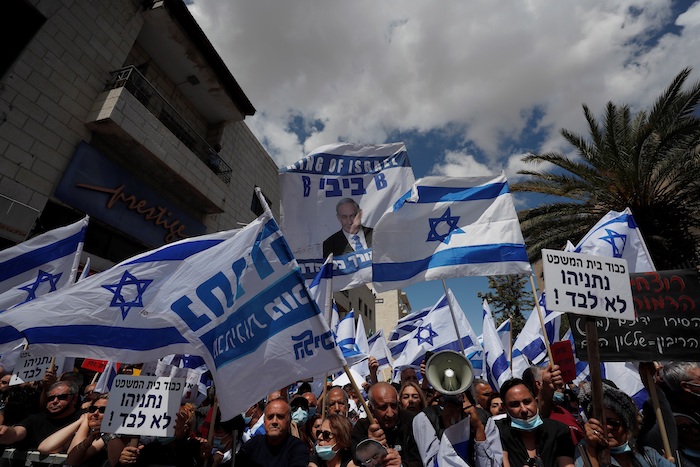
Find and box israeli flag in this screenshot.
[482,300,512,390]
[367,330,393,370]
[372,173,531,292]
[388,304,433,341]
[391,290,481,369]
[352,314,371,377]
[0,229,238,363]
[496,318,511,360]
[574,208,655,273]
[280,142,415,291]
[0,216,88,311]
[336,310,367,365]
[308,254,334,325]
[511,293,561,378]
[2,207,347,419]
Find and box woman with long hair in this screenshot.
[309,414,356,467]
[399,382,426,415]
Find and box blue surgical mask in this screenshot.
[308,406,317,418]
[243,414,252,425]
[552,392,565,403]
[610,442,632,454]
[315,444,337,461]
[292,407,309,425]
[511,413,544,432]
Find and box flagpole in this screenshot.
[441,280,466,354]
[529,275,554,364]
[509,323,513,372]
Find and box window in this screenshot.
[2,0,46,77]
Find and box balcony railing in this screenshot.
[105,66,232,185]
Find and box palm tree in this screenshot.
[512,68,700,269]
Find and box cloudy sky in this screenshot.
[188,0,700,332]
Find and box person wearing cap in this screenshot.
[576,381,674,467]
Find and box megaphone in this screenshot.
[425,350,474,396]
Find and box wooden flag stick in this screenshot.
[342,365,375,425]
[529,275,554,364]
[643,371,673,460]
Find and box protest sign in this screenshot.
[550,341,576,382]
[570,269,700,361]
[101,375,184,437]
[279,143,415,291]
[9,352,64,386]
[81,358,108,373]
[543,249,635,321]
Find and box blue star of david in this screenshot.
[427,208,464,244]
[598,228,627,258]
[102,270,153,319]
[18,270,62,303]
[414,323,439,346]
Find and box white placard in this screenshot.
[171,367,202,403]
[9,352,64,386]
[542,249,635,321]
[101,375,185,437]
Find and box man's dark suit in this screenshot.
[322,226,373,258]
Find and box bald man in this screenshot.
[236,399,309,466]
[350,382,421,467]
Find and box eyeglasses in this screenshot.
[605,419,623,429]
[48,393,74,401]
[89,405,107,414]
[316,430,335,441]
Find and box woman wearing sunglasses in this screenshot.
[309,414,357,467]
[37,393,111,464]
[577,382,674,467]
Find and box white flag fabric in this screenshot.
[352,314,370,377]
[367,330,393,370]
[372,173,531,292]
[1,210,347,418]
[391,290,481,369]
[388,304,433,341]
[336,310,367,366]
[574,208,655,273]
[0,216,88,311]
[308,254,334,325]
[280,142,415,291]
[0,230,238,362]
[511,293,562,377]
[496,318,511,361]
[437,417,472,466]
[482,300,512,390]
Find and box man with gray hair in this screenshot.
[323,198,373,257]
[0,380,82,450]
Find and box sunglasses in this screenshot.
[605,419,623,429]
[89,405,107,414]
[48,393,74,401]
[316,430,335,441]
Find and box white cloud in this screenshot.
[188,0,700,172]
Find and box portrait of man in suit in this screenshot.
[322,198,373,258]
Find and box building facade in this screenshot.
[1,0,278,270]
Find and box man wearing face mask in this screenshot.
[496,378,575,467]
[241,400,265,442]
[522,365,584,445]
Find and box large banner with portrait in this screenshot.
[279,143,415,291]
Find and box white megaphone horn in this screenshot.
[425,350,474,396]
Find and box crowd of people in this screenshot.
[0,357,697,467]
